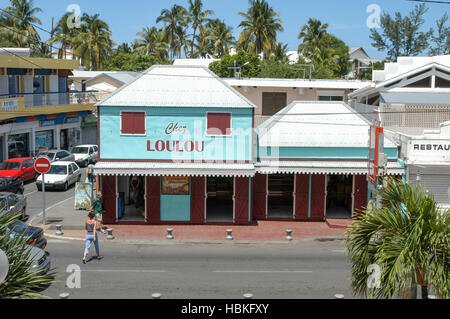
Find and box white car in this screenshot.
[71,145,98,167]
[36,162,81,191]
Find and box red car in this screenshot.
[0,158,36,182]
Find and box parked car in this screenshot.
[0,175,24,194]
[71,145,98,167]
[0,192,27,220]
[27,246,51,275]
[36,162,81,191]
[35,149,75,163]
[7,220,47,249]
[0,158,36,182]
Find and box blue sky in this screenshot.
[22,0,450,59]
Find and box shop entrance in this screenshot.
[206,177,234,222]
[117,175,146,221]
[60,129,69,150]
[326,175,353,219]
[267,174,294,218]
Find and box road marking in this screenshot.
[332,250,346,253]
[212,270,313,273]
[80,269,168,273]
[24,190,38,197]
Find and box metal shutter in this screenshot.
[410,173,450,205]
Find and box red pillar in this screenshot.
[234,177,250,225]
[253,173,267,220]
[101,175,117,224]
[295,174,309,220]
[353,175,368,215]
[310,174,326,221]
[190,176,206,224]
[146,176,161,224]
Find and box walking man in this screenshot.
[91,192,106,234]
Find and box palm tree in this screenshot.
[156,4,189,61]
[194,24,214,58]
[297,18,328,59]
[134,26,168,61]
[271,41,289,62]
[0,214,57,298]
[187,0,214,58]
[0,0,42,47]
[49,12,77,59]
[345,177,449,299]
[72,13,114,70]
[207,19,235,58]
[237,0,283,56]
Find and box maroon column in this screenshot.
[102,175,117,224]
[190,176,206,224]
[146,176,161,224]
[253,173,267,220]
[295,174,309,220]
[234,177,250,225]
[310,174,326,221]
[353,175,368,215]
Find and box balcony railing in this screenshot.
[0,91,99,108]
[348,100,380,124]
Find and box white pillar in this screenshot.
[30,127,35,156]
[4,133,8,160]
[55,126,61,149]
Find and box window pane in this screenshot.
[121,112,146,134]
[262,92,287,116]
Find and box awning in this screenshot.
[94,161,255,177]
[255,161,405,175]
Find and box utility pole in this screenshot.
[227,61,249,79]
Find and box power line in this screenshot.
[407,0,450,4]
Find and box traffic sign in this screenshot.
[35,157,51,174]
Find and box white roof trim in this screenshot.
[94,161,255,177]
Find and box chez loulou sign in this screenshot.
[408,139,450,162]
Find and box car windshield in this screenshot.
[0,162,20,170]
[47,165,67,175]
[71,147,88,154]
[39,152,55,160]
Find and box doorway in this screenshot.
[206,177,234,222]
[117,175,146,221]
[267,174,294,218]
[326,175,353,219]
[60,129,69,150]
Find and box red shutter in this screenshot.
[121,112,145,135]
[146,176,161,224]
[294,174,309,220]
[190,177,206,224]
[207,113,231,135]
[102,176,117,224]
[253,174,267,220]
[234,177,250,225]
[310,174,326,221]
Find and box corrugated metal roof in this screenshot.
[257,101,397,148]
[224,78,369,90]
[255,160,405,175]
[94,161,255,177]
[381,92,450,105]
[97,65,255,108]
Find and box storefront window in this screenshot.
[35,130,54,153]
[161,176,190,195]
[8,133,29,159]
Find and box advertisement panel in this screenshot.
[74,182,93,210]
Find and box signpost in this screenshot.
[35,157,51,225]
[368,123,385,204]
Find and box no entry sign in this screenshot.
[35,157,51,174]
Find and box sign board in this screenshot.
[368,125,383,183]
[35,157,51,174]
[407,139,450,162]
[161,176,190,195]
[1,99,18,112]
[74,183,93,210]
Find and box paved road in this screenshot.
[42,239,356,299]
[24,167,88,226]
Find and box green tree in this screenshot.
[187,0,214,58]
[370,3,433,61]
[194,24,214,58]
[237,0,283,57]
[48,12,77,59]
[429,13,450,56]
[0,214,57,299]
[358,61,385,81]
[207,19,235,58]
[259,59,313,79]
[209,50,261,78]
[345,177,449,299]
[133,26,169,62]
[104,53,168,72]
[320,33,351,78]
[297,18,328,59]
[72,13,114,71]
[156,4,189,61]
[0,0,42,48]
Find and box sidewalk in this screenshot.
[31,180,354,242]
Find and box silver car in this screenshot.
[0,192,27,220]
[36,149,75,163]
[28,246,51,275]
